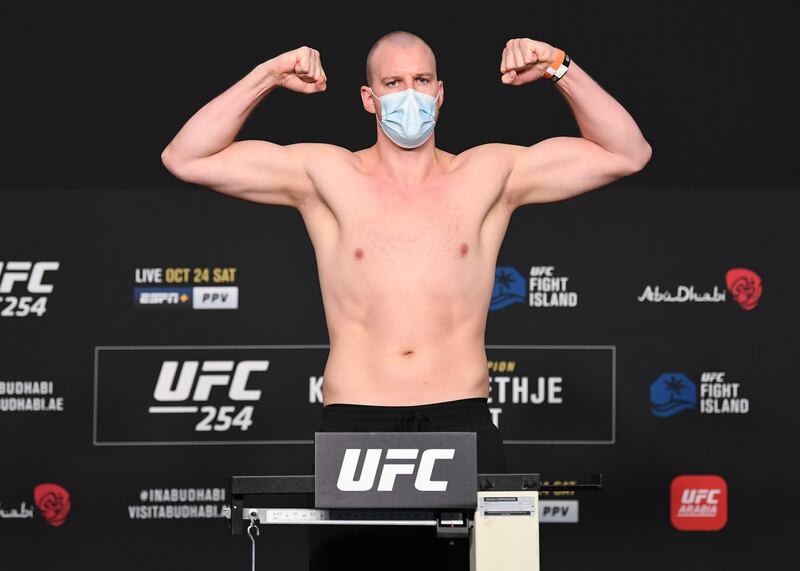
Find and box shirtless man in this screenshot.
[161,31,650,570]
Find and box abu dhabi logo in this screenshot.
[33,483,71,527]
[637,267,762,311]
[725,268,762,311]
[650,373,697,417]
[490,266,527,310]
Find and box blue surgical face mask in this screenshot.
[368,86,441,149]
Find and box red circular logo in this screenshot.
[725,268,762,311]
[33,483,71,527]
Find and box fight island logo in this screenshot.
[490,265,578,311]
[637,267,762,311]
[0,261,60,318]
[134,266,239,310]
[650,371,750,417]
[671,475,727,531]
[650,373,697,417]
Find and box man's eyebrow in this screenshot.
[381,73,434,81]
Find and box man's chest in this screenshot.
[318,169,505,244]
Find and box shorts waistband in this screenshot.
[322,397,489,421]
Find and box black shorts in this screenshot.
[308,397,507,571]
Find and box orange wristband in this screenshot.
[542,49,571,82]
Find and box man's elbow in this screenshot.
[160,145,174,169]
[625,141,653,174]
[160,146,188,179]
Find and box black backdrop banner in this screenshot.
[2,0,798,569]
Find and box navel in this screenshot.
[354,248,364,261]
[459,243,469,257]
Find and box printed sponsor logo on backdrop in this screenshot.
[133,266,239,310]
[129,486,226,520]
[94,346,329,445]
[0,497,34,520]
[0,261,59,318]
[490,266,579,311]
[671,475,728,531]
[637,267,762,311]
[539,479,580,523]
[0,483,71,526]
[0,380,65,413]
[650,371,750,417]
[485,346,614,444]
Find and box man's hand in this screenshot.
[268,46,327,94]
[499,38,560,85]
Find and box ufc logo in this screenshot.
[337,448,455,492]
[153,360,268,402]
[0,261,59,294]
[681,488,720,504]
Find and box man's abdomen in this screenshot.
[321,321,490,406]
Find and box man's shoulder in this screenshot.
[293,142,358,160]
[291,142,365,173]
[449,143,522,171]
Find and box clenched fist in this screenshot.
[268,46,327,94]
[500,38,561,85]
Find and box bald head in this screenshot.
[366,31,437,87]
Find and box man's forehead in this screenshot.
[374,49,436,78]
[366,32,437,85]
[374,41,434,65]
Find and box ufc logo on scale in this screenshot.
[337,448,455,492]
[315,432,477,509]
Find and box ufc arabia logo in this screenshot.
[153,360,268,402]
[337,448,455,492]
[680,488,721,509]
[671,475,728,531]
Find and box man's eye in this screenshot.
[386,80,397,87]
[417,78,429,83]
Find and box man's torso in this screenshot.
[297,144,516,405]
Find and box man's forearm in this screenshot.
[554,60,651,165]
[161,61,281,164]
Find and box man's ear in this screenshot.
[361,86,378,115]
[436,80,444,119]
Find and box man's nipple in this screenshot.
[354,248,364,261]
[459,243,469,257]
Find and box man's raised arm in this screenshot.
[160,46,329,208]
[497,38,652,208]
